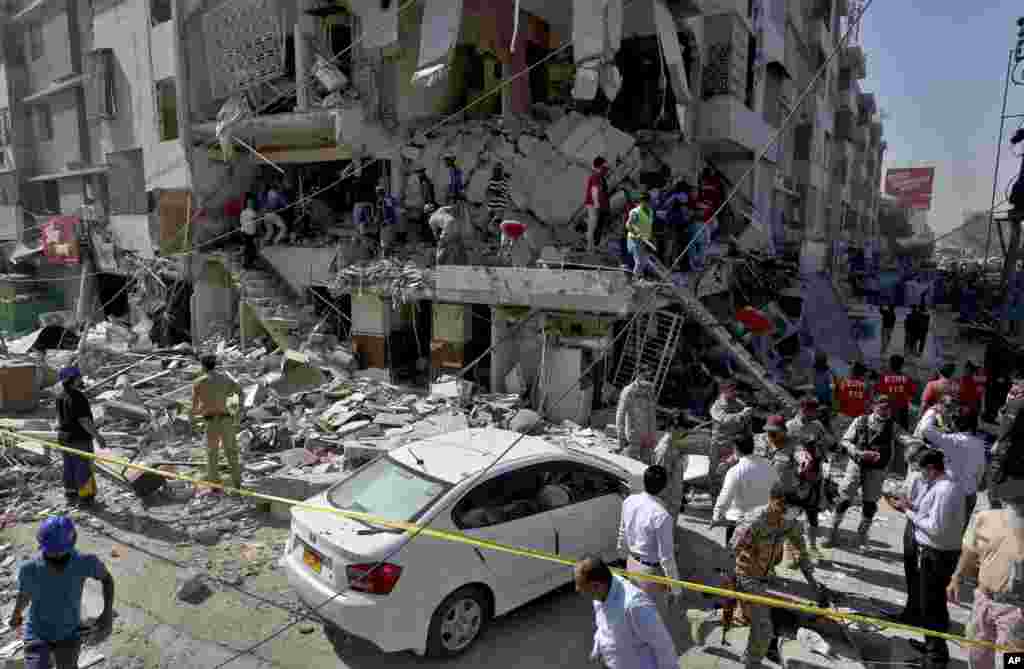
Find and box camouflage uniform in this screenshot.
[616,379,658,463]
[653,432,688,517]
[710,396,753,496]
[988,382,1024,508]
[730,504,819,665]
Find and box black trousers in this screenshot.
[918,544,961,663]
[902,521,921,623]
[242,232,259,268]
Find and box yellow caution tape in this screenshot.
[0,428,1014,653]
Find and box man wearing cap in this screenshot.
[729,482,831,667]
[834,361,872,443]
[9,516,114,669]
[710,381,754,499]
[825,395,922,550]
[616,368,658,464]
[191,354,243,494]
[625,191,655,278]
[787,398,834,556]
[948,479,1024,669]
[56,367,106,508]
[888,450,966,668]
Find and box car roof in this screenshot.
[388,428,570,484]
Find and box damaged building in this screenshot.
[0,0,887,424]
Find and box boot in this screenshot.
[856,517,873,550]
[822,517,842,548]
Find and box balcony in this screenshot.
[841,46,866,79]
[697,94,776,161]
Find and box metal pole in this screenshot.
[983,49,1014,271]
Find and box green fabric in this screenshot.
[626,206,653,241]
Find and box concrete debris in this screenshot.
[176,572,214,604]
[188,526,221,546]
[508,409,542,435]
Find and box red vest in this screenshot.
[837,378,870,417]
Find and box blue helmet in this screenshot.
[58,366,81,382]
[37,516,77,555]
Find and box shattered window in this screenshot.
[328,456,450,525]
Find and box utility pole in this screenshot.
[172,0,201,347]
[982,48,1014,271]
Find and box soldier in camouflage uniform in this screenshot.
[729,482,830,667]
[710,380,754,498]
[653,431,689,544]
[988,386,1024,509]
[786,397,834,557]
[616,367,658,464]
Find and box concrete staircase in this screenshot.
[217,251,320,350]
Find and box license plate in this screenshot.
[303,547,323,574]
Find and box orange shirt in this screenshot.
[922,378,960,412]
[875,373,917,409]
[836,377,870,417]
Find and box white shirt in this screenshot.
[240,208,257,235]
[919,431,987,496]
[907,475,967,551]
[617,493,680,591]
[712,455,780,523]
[591,576,679,669]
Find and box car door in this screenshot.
[541,461,628,574]
[452,465,561,612]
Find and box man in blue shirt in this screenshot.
[9,516,114,669]
[575,555,678,669]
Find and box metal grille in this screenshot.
[202,0,286,100]
[611,310,683,402]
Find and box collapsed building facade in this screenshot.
[0,0,888,423]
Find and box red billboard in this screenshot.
[42,216,80,265]
[885,167,935,210]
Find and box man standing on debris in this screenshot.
[888,450,965,669]
[443,153,464,205]
[191,354,243,494]
[825,395,920,550]
[880,303,897,354]
[486,163,512,238]
[730,481,831,667]
[617,465,684,626]
[576,555,679,669]
[947,479,1024,669]
[626,192,656,278]
[834,361,871,442]
[616,367,658,463]
[375,184,399,255]
[239,195,259,269]
[876,355,918,432]
[709,380,754,499]
[786,398,834,557]
[56,366,106,508]
[9,516,114,669]
[583,157,611,253]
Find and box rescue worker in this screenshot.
[617,465,683,630]
[922,364,959,413]
[191,354,244,494]
[730,482,831,667]
[9,516,114,669]
[709,380,754,499]
[616,367,658,463]
[56,366,106,508]
[948,478,1024,669]
[875,354,918,432]
[834,361,871,442]
[754,415,798,495]
[786,397,834,557]
[625,191,655,278]
[988,401,1024,510]
[958,361,986,434]
[825,395,922,550]
[583,156,611,253]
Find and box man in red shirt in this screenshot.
[583,156,611,253]
[876,355,918,431]
[834,362,871,439]
[697,167,724,241]
[958,361,986,433]
[921,364,958,413]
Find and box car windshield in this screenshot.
[327,456,450,525]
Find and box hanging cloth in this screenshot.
[411,0,465,88]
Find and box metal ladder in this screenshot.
[611,309,684,402]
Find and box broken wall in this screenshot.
[490,307,544,395]
[191,256,237,343]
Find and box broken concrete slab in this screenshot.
[278,448,318,469]
[188,527,220,546]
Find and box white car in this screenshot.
[282,428,649,658]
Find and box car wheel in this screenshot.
[426,586,490,658]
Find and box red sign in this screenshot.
[885,167,935,210]
[42,216,80,265]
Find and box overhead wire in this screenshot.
[208,1,880,666]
